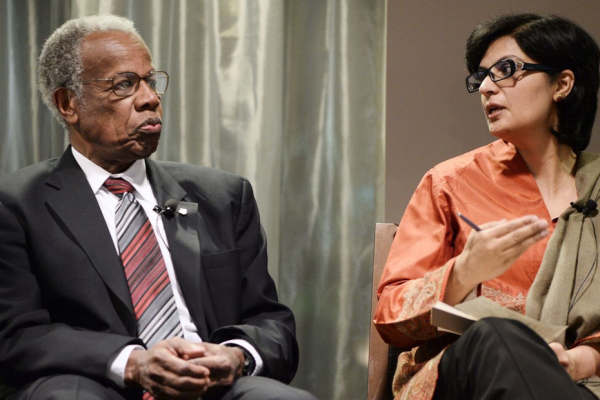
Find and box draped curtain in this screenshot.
[0,1,385,399]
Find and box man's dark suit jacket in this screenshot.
[0,148,298,390]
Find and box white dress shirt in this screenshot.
[71,148,262,387]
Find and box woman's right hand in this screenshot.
[445,215,549,305]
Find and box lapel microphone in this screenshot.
[583,199,598,216]
[571,199,598,216]
[153,199,179,250]
[153,199,179,218]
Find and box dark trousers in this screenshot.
[7,375,318,400]
[433,317,597,400]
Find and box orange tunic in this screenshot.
[374,140,557,400]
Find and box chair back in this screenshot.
[367,223,398,400]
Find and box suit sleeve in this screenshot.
[0,201,143,386]
[206,179,299,384]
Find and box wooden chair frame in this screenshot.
[367,223,398,400]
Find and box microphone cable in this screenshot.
[568,195,600,315]
[154,212,171,250]
[152,199,179,251]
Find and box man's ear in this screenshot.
[53,88,80,126]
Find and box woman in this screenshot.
[375,13,600,400]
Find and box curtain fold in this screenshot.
[0,1,385,399]
[281,2,385,397]
[1,0,70,173]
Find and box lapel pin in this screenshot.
[178,208,188,216]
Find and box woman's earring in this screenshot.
[554,94,564,102]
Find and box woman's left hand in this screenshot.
[549,342,600,381]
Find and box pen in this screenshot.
[457,213,481,232]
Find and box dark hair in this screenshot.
[465,13,600,152]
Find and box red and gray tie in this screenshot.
[103,177,183,348]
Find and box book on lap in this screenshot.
[431,297,567,343]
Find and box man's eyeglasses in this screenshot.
[465,59,557,93]
[76,70,169,97]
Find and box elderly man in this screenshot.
[0,15,315,400]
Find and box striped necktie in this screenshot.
[103,178,183,347]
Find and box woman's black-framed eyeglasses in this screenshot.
[465,59,557,93]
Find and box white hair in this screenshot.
[37,15,146,127]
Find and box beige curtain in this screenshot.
[0,1,385,399]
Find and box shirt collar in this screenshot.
[71,147,154,202]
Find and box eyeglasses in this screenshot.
[465,59,557,93]
[76,70,169,97]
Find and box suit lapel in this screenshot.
[146,160,213,339]
[45,149,137,333]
